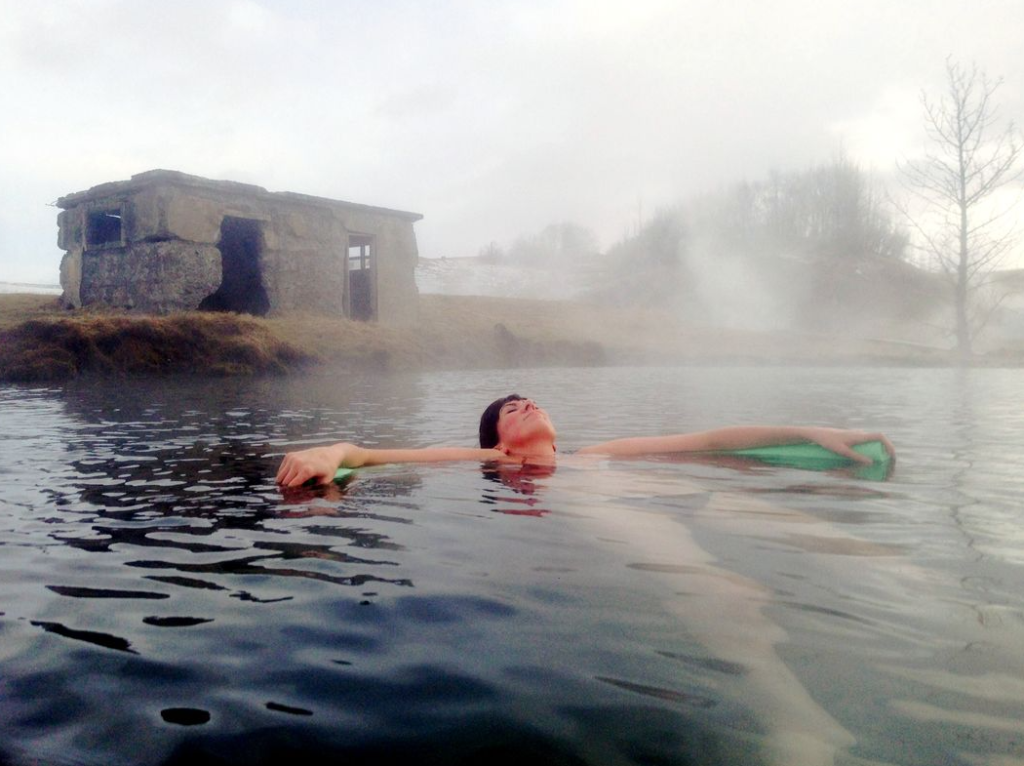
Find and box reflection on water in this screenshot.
[1,367,1024,765]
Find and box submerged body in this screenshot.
[276,395,895,487]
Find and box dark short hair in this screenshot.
[479,394,524,448]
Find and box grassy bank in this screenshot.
[0,292,1001,383]
[0,300,314,382]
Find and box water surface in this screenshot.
[2,366,1023,765]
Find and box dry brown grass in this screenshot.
[0,294,63,330]
[0,309,314,382]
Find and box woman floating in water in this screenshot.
[277,393,896,764]
[276,394,895,487]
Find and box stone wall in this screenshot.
[374,218,420,324]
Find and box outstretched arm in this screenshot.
[578,426,895,464]
[276,442,503,487]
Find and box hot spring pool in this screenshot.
[1,366,1023,765]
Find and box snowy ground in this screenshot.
[415,257,589,300]
[0,281,61,295]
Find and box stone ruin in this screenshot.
[56,170,422,322]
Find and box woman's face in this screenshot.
[496,398,557,450]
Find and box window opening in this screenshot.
[86,208,122,247]
[348,238,372,272]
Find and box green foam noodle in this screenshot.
[727,439,889,465]
[724,439,891,478]
[334,467,356,482]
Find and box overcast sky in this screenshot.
[1,0,1021,284]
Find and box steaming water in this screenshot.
[2,366,1023,766]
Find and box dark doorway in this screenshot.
[348,234,374,321]
[199,217,270,315]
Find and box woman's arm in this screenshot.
[275,442,502,487]
[578,426,895,464]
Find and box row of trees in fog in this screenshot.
[479,222,599,268]
[481,58,1021,358]
[681,155,908,263]
[484,157,913,328]
[591,160,914,329]
[483,154,906,268]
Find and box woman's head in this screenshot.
[480,394,523,448]
[479,394,557,453]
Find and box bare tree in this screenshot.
[897,58,1022,359]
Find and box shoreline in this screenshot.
[1,294,1021,383]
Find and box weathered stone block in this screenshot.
[59,249,83,308]
[127,188,166,241]
[57,208,85,251]
[139,241,222,311]
[165,195,222,243]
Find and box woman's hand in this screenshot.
[276,443,351,487]
[800,427,896,464]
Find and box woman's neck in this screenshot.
[503,439,556,461]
